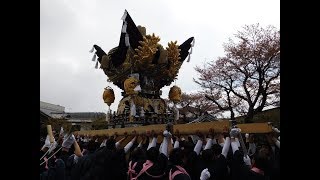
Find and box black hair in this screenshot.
[180,141,194,159]
[212,144,222,156]
[253,149,269,172]
[169,148,184,165]
[130,147,147,162]
[106,138,116,150]
[87,140,97,152]
[201,149,214,164]
[146,147,159,162]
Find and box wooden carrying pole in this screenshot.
[74,121,272,137]
[236,122,273,133]
[75,124,165,137]
[174,121,229,134]
[47,125,54,143]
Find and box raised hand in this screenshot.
[200,168,211,180]
[230,127,241,138]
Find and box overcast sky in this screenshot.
[40,0,279,113]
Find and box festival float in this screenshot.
[76,10,273,137]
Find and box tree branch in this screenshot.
[205,95,228,111]
[242,76,252,104]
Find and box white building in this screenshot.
[40,101,105,131]
[40,101,65,117]
[63,112,106,130]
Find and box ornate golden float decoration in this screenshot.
[90,10,195,122]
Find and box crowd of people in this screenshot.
[40,125,280,180]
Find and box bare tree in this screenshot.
[195,24,280,122]
[181,93,218,117]
[165,92,218,118]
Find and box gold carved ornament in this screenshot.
[133,33,160,71]
[165,41,182,79]
[124,77,140,95]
